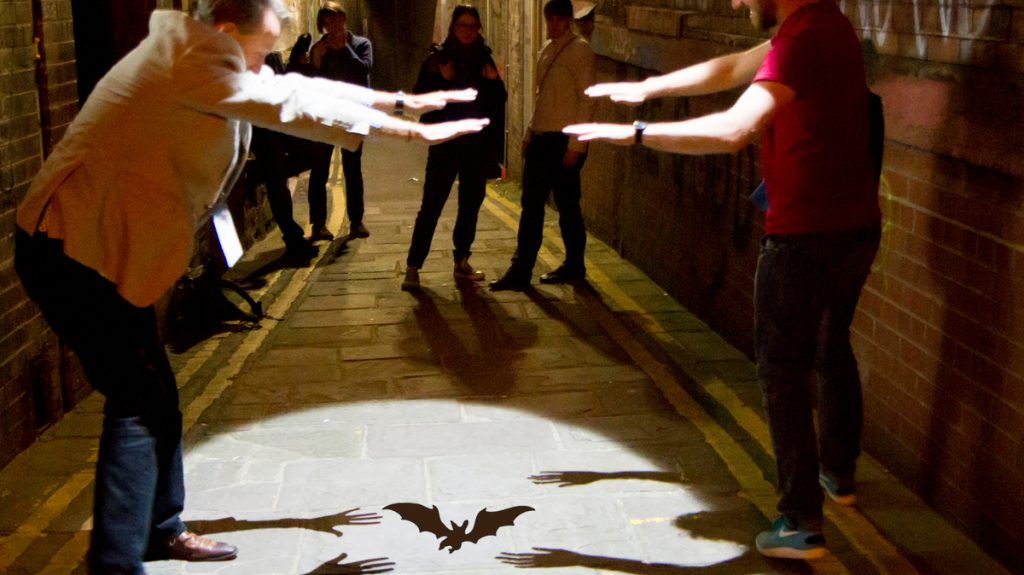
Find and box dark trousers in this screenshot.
[15,230,186,575]
[406,134,487,268]
[309,142,365,228]
[754,226,880,530]
[510,132,586,276]
[252,131,307,247]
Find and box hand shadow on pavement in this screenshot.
[495,547,749,574]
[305,550,395,574]
[185,508,394,574]
[185,507,382,538]
[528,469,686,487]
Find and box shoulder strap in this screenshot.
[536,36,578,94]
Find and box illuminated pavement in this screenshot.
[0,138,1011,575]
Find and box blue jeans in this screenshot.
[754,226,880,530]
[15,230,186,574]
[406,133,487,268]
[509,133,587,276]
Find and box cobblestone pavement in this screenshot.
[0,139,1011,575]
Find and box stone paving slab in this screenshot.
[0,138,1014,575]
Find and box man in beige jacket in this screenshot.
[14,1,485,573]
[490,0,595,290]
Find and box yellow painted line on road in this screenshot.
[596,275,918,574]
[44,521,92,574]
[181,255,317,431]
[483,188,916,574]
[0,471,93,572]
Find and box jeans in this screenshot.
[754,226,880,530]
[406,134,487,268]
[309,142,365,228]
[15,230,186,575]
[509,133,586,276]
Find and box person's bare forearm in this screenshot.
[642,113,758,155]
[642,41,770,99]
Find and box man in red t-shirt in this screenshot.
[565,0,881,560]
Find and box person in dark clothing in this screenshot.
[251,41,320,260]
[401,5,507,291]
[304,1,373,241]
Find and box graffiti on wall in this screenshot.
[844,0,997,61]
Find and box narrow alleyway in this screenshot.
[0,138,1011,575]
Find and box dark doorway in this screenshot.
[71,0,157,104]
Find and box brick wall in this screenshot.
[0,0,80,469]
[572,0,1024,570]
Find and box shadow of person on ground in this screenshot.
[403,284,537,396]
[185,507,382,537]
[176,509,393,574]
[496,547,760,574]
[230,246,322,291]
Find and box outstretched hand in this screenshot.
[496,547,580,568]
[585,82,648,105]
[415,118,490,144]
[307,551,395,574]
[404,89,478,114]
[563,123,633,145]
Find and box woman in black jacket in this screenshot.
[402,5,507,290]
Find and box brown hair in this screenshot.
[316,1,346,33]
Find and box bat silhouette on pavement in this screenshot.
[384,502,533,553]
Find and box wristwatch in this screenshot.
[394,91,405,116]
[633,120,647,145]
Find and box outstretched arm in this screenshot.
[585,41,771,105]
[391,117,490,144]
[564,80,793,154]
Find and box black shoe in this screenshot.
[285,238,318,260]
[539,265,585,284]
[488,271,530,291]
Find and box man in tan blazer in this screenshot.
[490,0,595,290]
[14,1,486,573]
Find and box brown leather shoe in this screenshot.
[453,256,486,281]
[166,531,238,562]
[349,222,370,238]
[310,226,335,242]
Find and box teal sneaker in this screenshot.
[755,516,827,560]
[819,470,857,506]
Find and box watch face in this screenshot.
[633,121,646,144]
